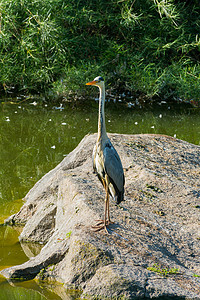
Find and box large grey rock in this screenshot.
[1,134,200,299]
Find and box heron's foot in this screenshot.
[91,219,108,229]
[92,219,105,226]
[91,223,109,234]
[91,219,114,233]
[94,219,114,225]
[108,219,114,225]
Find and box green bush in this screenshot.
[0,0,199,102]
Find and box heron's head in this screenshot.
[86,76,104,88]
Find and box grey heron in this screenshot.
[86,76,125,233]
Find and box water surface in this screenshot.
[0,100,199,299]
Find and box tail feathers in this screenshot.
[116,189,124,204]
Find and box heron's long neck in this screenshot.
[98,84,107,141]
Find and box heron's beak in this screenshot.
[86,80,96,85]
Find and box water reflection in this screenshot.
[0,225,78,299]
[0,276,77,300]
[0,225,26,270]
[20,241,43,260]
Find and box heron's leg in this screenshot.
[91,178,113,233]
[106,194,114,225]
[104,176,114,227]
[91,183,109,233]
[92,179,107,226]
[103,186,109,233]
[107,193,111,224]
[104,177,114,225]
[92,184,109,231]
[91,190,109,232]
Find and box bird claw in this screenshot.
[91,224,109,234]
[93,219,114,226]
[91,219,114,233]
[92,219,106,226]
[93,219,104,225]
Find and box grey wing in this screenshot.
[103,142,125,192]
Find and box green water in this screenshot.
[0,100,200,299]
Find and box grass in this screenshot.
[193,273,200,278]
[66,231,72,238]
[147,263,180,277]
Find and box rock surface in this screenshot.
[1,133,200,299]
